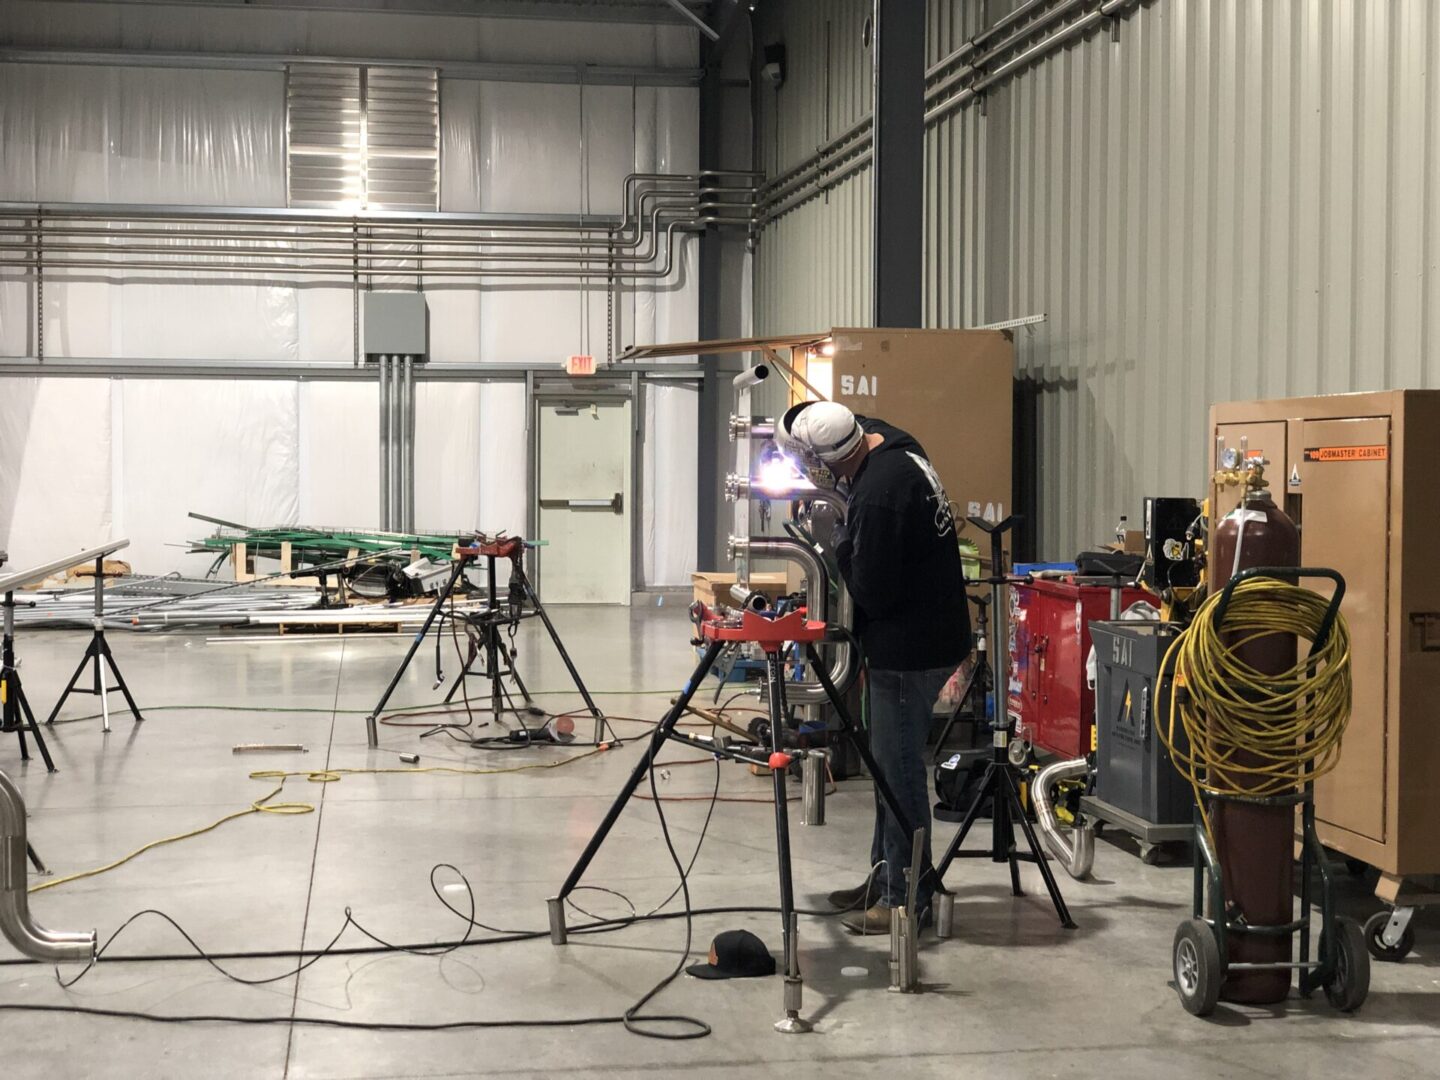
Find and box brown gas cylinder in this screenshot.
[1209,486,1299,1004]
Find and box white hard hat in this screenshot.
[778,401,864,463]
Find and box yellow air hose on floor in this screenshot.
[1157,575,1352,846]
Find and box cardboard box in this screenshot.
[691,571,790,610]
[822,328,1013,561]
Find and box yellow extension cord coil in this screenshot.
[1158,575,1353,843]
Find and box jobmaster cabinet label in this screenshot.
[1302,445,1389,462]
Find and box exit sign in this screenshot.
[565,354,597,376]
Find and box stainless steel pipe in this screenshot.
[727,415,776,441]
[1032,756,1096,880]
[729,536,853,705]
[731,364,770,391]
[0,770,96,962]
[725,474,847,523]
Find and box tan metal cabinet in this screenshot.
[1210,392,1440,903]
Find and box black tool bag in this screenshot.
[934,750,992,822]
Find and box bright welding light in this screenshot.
[754,454,813,495]
[819,340,835,357]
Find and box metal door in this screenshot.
[536,398,632,605]
[1297,416,1391,843]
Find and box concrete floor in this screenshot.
[1,604,1436,1079]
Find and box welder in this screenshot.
[780,401,970,932]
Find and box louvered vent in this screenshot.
[363,67,440,212]
[287,65,439,212]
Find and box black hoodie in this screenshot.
[832,418,971,672]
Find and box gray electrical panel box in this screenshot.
[363,292,429,357]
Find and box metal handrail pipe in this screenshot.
[0,540,131,594]
[0,770,97,962]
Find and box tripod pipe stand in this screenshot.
[546,607,922,1034]
[365,537,605,748]
[1,590,54,771]
[45,556,144,733]
[440,547,605,740]
[933,516,1076,930]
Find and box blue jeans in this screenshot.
[868,666,952,911]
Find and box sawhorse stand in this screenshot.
[933,515,1075,930]
[45,556,143,734]
[1,590,55,771]
[365,536,605,747]
[546,607,923,1034]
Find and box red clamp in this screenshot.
[457,533,524,561]
[696,605,827,647]
[768,751,793,770]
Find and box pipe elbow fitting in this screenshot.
[1032,757,1095,881]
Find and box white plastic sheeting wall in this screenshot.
[0,21,701,584]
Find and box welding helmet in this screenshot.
[777,401,864,464]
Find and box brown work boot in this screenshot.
[841,903,891,935]
[826,866,883,912]
[841,902,934,935]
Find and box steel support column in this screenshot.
[697,0,747,569]
[870,0,925,328]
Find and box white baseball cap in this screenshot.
[779,401,864,463]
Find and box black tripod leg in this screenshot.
[27,842,49,874]
[100,635,143,722]
[934,762,998,882]
[1003,768,1076,929]
[443,638,481,705]
[506,652,536,706]
[765,649,810,1033]
[44,644,96,725]
[18,683,55,772]
[367,561,467,747]
[551,640,724,912]
[522,573,603,722]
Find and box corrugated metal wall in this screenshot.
[755,0,1440,558]
[752,0,875,339]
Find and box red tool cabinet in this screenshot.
[1007,578,1156,760]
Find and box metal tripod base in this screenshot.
[774,968,810,1033]
[546,896,567,945]
[45,628,143,733]
[934,729,1077,931]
